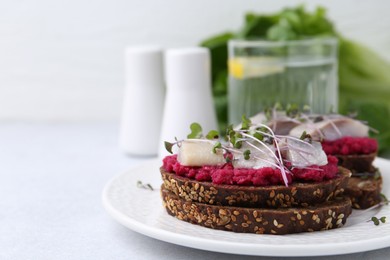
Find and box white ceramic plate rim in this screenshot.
[102,158,390,257]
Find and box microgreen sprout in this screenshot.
[165,122,221,154]
[164,141,175,154]
[243,150,251,160]
[225,124,234,141]
[136,180,154,191]
[206,130,219,140]
[370,216,386,226]
[253,132,263,141]
[299,131,312,143]
[274,102,283,111]
[212,142,222,153]
[241,114,251,130]
[381,193,389,205]
[187,123,203,139]
[286,104,299,118]
[302,105,311,113]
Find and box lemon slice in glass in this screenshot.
[228,57,285,79]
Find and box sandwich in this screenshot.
[160,118,352,234]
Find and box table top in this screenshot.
[1,122,389,260]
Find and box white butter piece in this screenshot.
[177,140,225,166]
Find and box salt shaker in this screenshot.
[120,46,165,156]
[158,47,218,158]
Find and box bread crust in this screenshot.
[346,175,383,209]
[335,152,376,173]
[161,188,352,235]
[160,166,351,208]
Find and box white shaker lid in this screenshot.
[165,47,210,90]
[125,45,164,87]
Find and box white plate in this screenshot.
[102,158,390,257]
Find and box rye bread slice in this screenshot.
[160,166,351,208]
[345,174,383,209]
[335,152,376,173]
[161,188,352,235]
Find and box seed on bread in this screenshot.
[161,187,352,235]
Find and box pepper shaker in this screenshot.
[159,47,218,158]
[120,46,165,156]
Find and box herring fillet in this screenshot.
[289,117,369,141]
[178,140,225,166]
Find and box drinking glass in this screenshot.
[228,38,338,124]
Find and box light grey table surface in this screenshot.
[1,122,389,260]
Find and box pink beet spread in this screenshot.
[162,155,339,186]
[321,136,377,155]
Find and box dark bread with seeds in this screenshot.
[334,152,376,174]
[161,188,352,235]
[160,166,351,208]
[345,174,383,209]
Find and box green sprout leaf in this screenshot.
[253,132,264,141]
[206,130,219,140]
[187,122,203,139]
[213,142,222,153]
[370,216,387,226]
[241,114,252,130]
[164,141,174,154]
[243,150,251,160]
[226,124,233,134]
[381,193,389,205]
[299,131,307,140]
[371,217,380,226]
[233,132,243,148]
[274,102,283,111]
[286,103,299,117]
[303,105,311,113]
[299,131,312,142]
[264,107,272,121]
[137,180,154,191]
[234,141,242,149]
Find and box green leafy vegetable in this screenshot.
[201,5,390,156]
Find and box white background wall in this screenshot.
[1,0,389,122]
